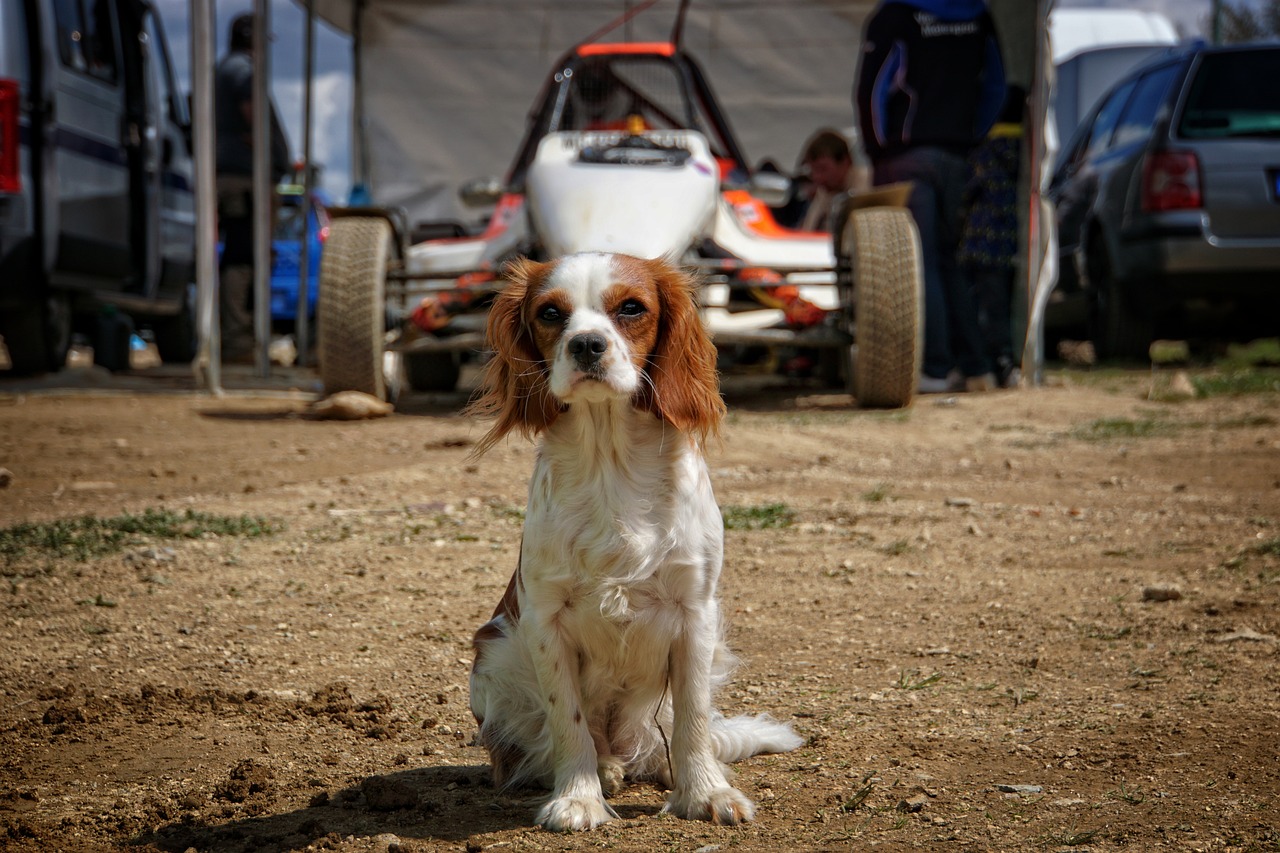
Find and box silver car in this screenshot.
[1047,42,1280,358]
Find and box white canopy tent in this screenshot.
[189,0,1058,391]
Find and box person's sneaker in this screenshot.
[918,371,962,394]
[995,356,1020,389]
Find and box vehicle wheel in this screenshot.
[404,351,461,392]
[317,216,396,400]
[1087,240,1152,361]
[841,208,923,408]
[152,283,198,363]
[0,290,72,375]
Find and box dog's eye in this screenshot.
[537,305,564,324]
[617,299,646,318]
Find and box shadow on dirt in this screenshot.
[138,764,650,851]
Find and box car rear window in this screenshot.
[1112,64,1179,148]
[1178,48,1280,139]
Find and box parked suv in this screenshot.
[1047,42,1280,358]
[0,0,195,374]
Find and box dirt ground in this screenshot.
[1,361,1278,852]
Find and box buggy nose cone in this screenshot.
[568,332,609,371]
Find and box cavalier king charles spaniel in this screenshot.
[465,252,803,832]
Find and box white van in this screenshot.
[0,0,195,374]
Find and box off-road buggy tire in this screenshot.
[1086,235,1153,362]
[318,216,394,400]
[842,208,923,409]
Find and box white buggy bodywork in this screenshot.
[317,120,925,409]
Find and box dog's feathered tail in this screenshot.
[710,713,805,764]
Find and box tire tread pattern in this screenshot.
[317,217,391,399]
[845,208,924,408]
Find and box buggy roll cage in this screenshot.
[504,43,753,190]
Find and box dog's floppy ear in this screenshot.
[466,257,562,454]
[640,257,725,441]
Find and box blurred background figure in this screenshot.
[855,0,1005,393]
[959,85,1026,389]
[215,12,291,363]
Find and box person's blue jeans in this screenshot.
[873,147,988,380]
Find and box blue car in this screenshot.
[271,185,331,325]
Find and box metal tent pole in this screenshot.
[296,0,316,365]
[251,0,272,377]
[190,0,221,394]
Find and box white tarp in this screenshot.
[311,0,884,227]
[299,0,1054,376]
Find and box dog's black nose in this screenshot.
[567,332,608,370]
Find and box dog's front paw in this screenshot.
[663,786,756,825]
[538,795,618,831]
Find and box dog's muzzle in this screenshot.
[568,332,609,373]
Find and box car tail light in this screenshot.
[0,78,20,194]
[1142,149,1201,212]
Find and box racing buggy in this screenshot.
[316,39,924,408]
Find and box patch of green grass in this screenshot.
[722,503,794,531]
[894,669,942,691]
[1073,417,1176,441]
[841,772,877,812]
[1043,825,1100,847]
[1106,781,1145,805]
[1193,370,1280,397]
[861,483,892,502]
[1220,338,1280,368]
[1,508,281,567]
[882,539,912,556]
[1250,538,1280,558]
[1083,623,1132,641]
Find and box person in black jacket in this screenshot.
[855,0,1005,392]
[215,13,291,363]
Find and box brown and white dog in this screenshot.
[465,253,803,832]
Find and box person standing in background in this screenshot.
[960,85,1026,389]
[215,12,291,363]
[855,0,1006,393]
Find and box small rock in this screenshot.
[995,784,1042,794]
[70,480,117,491]
[897,792,928,813]
[362,776,418,811]
[944,497,975,508]
[311,391,394,420]
[1142,585,1182,602]
[125,547,176,565]
[1167,370,1197,398]
[370,833,402,853]
[0,468,12,488]
[1216,628,1277,644]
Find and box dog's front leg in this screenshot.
[662,605,755,825]
[527,617,617,831]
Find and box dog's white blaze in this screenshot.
[543,253,640,401]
